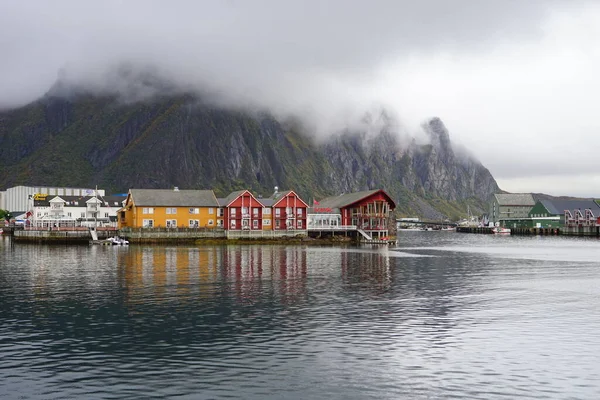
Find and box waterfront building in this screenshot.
[218,189,265,231]
[118,188,220,228]
[308,189,396,240]
[0,185,106,214]
[260,188,309,232]
[489,193,535,227]
[31,194,124,228]
[528,199,600,228]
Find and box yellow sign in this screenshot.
[33,193,48,200]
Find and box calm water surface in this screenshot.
[1,233,599,399]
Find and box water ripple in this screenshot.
[1,237,600,399]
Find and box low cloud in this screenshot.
[1,0,599,196]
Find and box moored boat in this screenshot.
[492,227,511,234]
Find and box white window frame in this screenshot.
[166,219,177,228]
[263,219,271,226]
[143,207,154,214]
[217,208,224,217]
[208,219,214,226]
[263,208,271,215]
[297,220,303,229]
[217,219,223,227]
[253,207,259,217]
[189,219,199,228]
[189,208,199,214]
[166,207,177,214]
[209,208,214,214]
[297,208,303,216]
[231,220,237,229]
[230,208,237,216]
[253,219,259,229]
[143,219,154,228]
[275,208,281,217]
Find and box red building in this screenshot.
[260,189,309,231]
[311,189,396,239]
[219,190,264,230]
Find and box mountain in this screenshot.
[0,90,499,219]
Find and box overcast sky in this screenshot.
[1,0,600,197]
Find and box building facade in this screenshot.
[0,185,106,213]
[489,193,535,227]
[30,194,124,228]
[219,190,265,231]
[118,189,220,228]
[308,189,396,240]
[528,199,600,228]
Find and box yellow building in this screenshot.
[118,188,221,229]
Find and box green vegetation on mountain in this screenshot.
[0,92,499,219]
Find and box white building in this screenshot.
[31,194,124,228]
[0,185,106,213]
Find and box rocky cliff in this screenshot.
[0,92,499,219]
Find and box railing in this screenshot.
[307,224,357,231]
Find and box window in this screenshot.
[253,207,259,216]
[208,219,214,226]
[209,208,214,214]
[217,220,223,227]
[286,207,292,215]
[263,219,271,226]
[253,220,259,229]
[263,208,271,215]
[166,219,177,228]
[189,219,199,228]
[217,208,224,217]
[189,208,199,214]
[297,208,303,216]
[67,212,72,217]
[81,212,85,218]
[276,220,280,228]
[166,207,177,214]
[143,207,154,214]
[230,208,237,216]
[242,207,249,216]
[143,219,154,228]
[275,208,281,217]
[104,213,109,218]
[297,220,302,229]
[231,220,237,229]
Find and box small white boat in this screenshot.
[105,236,129,245]
[492,227,511,235]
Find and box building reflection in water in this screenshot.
[117,246,393,307]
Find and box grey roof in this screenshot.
[259,198,275,207]
[316,189,395,209]
[129,189,219,207]
[494,193,535,206]
[539,199,600,216]
[221,190,247,207]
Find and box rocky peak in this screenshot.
[423,117,452,153]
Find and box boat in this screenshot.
[492,227,511,235]
[91,236,129,245]
[441,226,456,232]
[106,236,129,245]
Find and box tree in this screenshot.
[0,209,12,221]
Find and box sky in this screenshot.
[1,0,600,197]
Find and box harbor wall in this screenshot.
[14,228,116,244]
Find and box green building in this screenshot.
[489,193,535,228]
[528,199,600,228]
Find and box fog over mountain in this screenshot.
[2,0,600,196]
